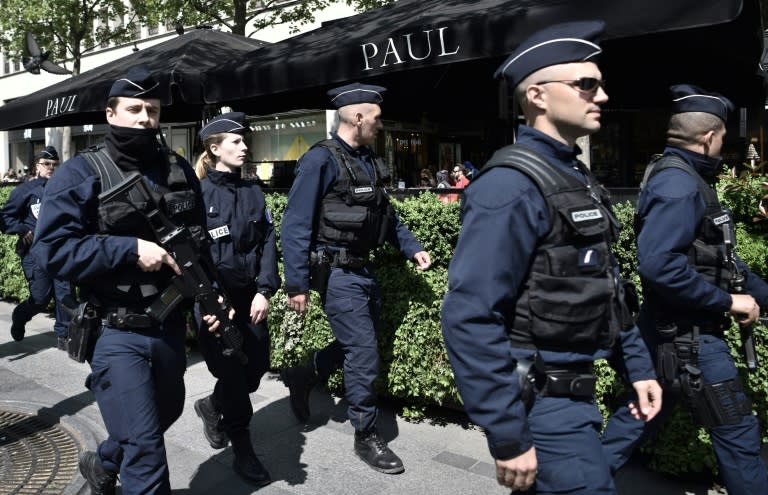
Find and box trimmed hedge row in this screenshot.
[2,178,766,476]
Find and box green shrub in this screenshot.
[0,185,28,302]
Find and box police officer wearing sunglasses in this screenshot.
[0,146,73,350]
[441,21,662,494]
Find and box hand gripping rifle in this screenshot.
[723,223,758,371]
[99,172,247,364]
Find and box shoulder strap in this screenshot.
[481,145,586,192]
[314,138,375,185]
[80,145,129,191]
[480,145,588,216]
[641,155,719,207]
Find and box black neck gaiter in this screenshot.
[105,125,165,171]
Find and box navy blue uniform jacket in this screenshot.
[281,133,424,294]
[200,169,280,296]
[32,153,203,292]
[441,125,656,460]
[1,177,46,237]
[637,147,768,321]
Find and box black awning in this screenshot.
[206,0,765,117]
[0,29,265,131]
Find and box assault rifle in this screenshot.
[723,224,757,371]
[99,172,247,364]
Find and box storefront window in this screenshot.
[247,110,326,187]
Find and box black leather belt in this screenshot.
[538,363,596,398]
[101,308,154,329]
[538,371,597,398]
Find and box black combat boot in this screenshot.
[231,433,271,487]
[57,336,68,351]
[354,428,404,474]
[79,451,117,495]
[194,395,229,449]
[281,364,318,422]
[10,309,24,342]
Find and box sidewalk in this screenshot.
[0,300,721,494]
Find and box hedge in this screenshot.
[2,171,767,477]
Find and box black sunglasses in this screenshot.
[535,77,606,93]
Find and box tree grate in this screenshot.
[0,409,80,494]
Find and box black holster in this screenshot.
[309,250,331,294]
[679,364,752,429]
[67,302,101,363]
[655,322,698,388]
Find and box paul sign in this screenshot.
[46,95,77,117]
[360,26,460,71]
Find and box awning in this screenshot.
[206,0,765,118]
[0,29,265,131]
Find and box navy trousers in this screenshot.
[86,318,186,495]
[602,330,768,495]
[13,251,72,338]
[196,288,271,438]
[315,267,382,432]
[521,396,616,494]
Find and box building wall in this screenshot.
[0,2,357,172]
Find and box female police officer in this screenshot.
[192,112,280,486]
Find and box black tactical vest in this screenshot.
[481,145,624,353]
[80,145,200,306]
[638,156,734,306]
[314,139,394,254]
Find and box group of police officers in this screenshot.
[5,17,767,495]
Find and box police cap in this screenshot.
[670,84,734,122]
[109,65,161,99]
[494,20,604,88]
[38,145,59,161]
[327,82,386,108]
[198,112,248,141]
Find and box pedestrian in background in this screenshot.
[441,21,661,494]
[280,82,431,474]
[0,146,73,350]
[193,112,280,487]
[451,163,470,189]
[33,66,225,495]
[601,84,768,494]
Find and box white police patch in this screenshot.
[353,186,374,194]
[31,202,41,218]
[571,209,603,222]
[208,225,231,240]
[713,214,730,226]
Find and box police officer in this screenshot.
[1,146,73,349]
[280,82,432,474]
[601,85,768,494]
[33,66,224,495]
[192,112,279,486]
[441,21,662,494]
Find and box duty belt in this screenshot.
[323,248,368,269]
[517,357,597,407]
[101,307,154,329]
